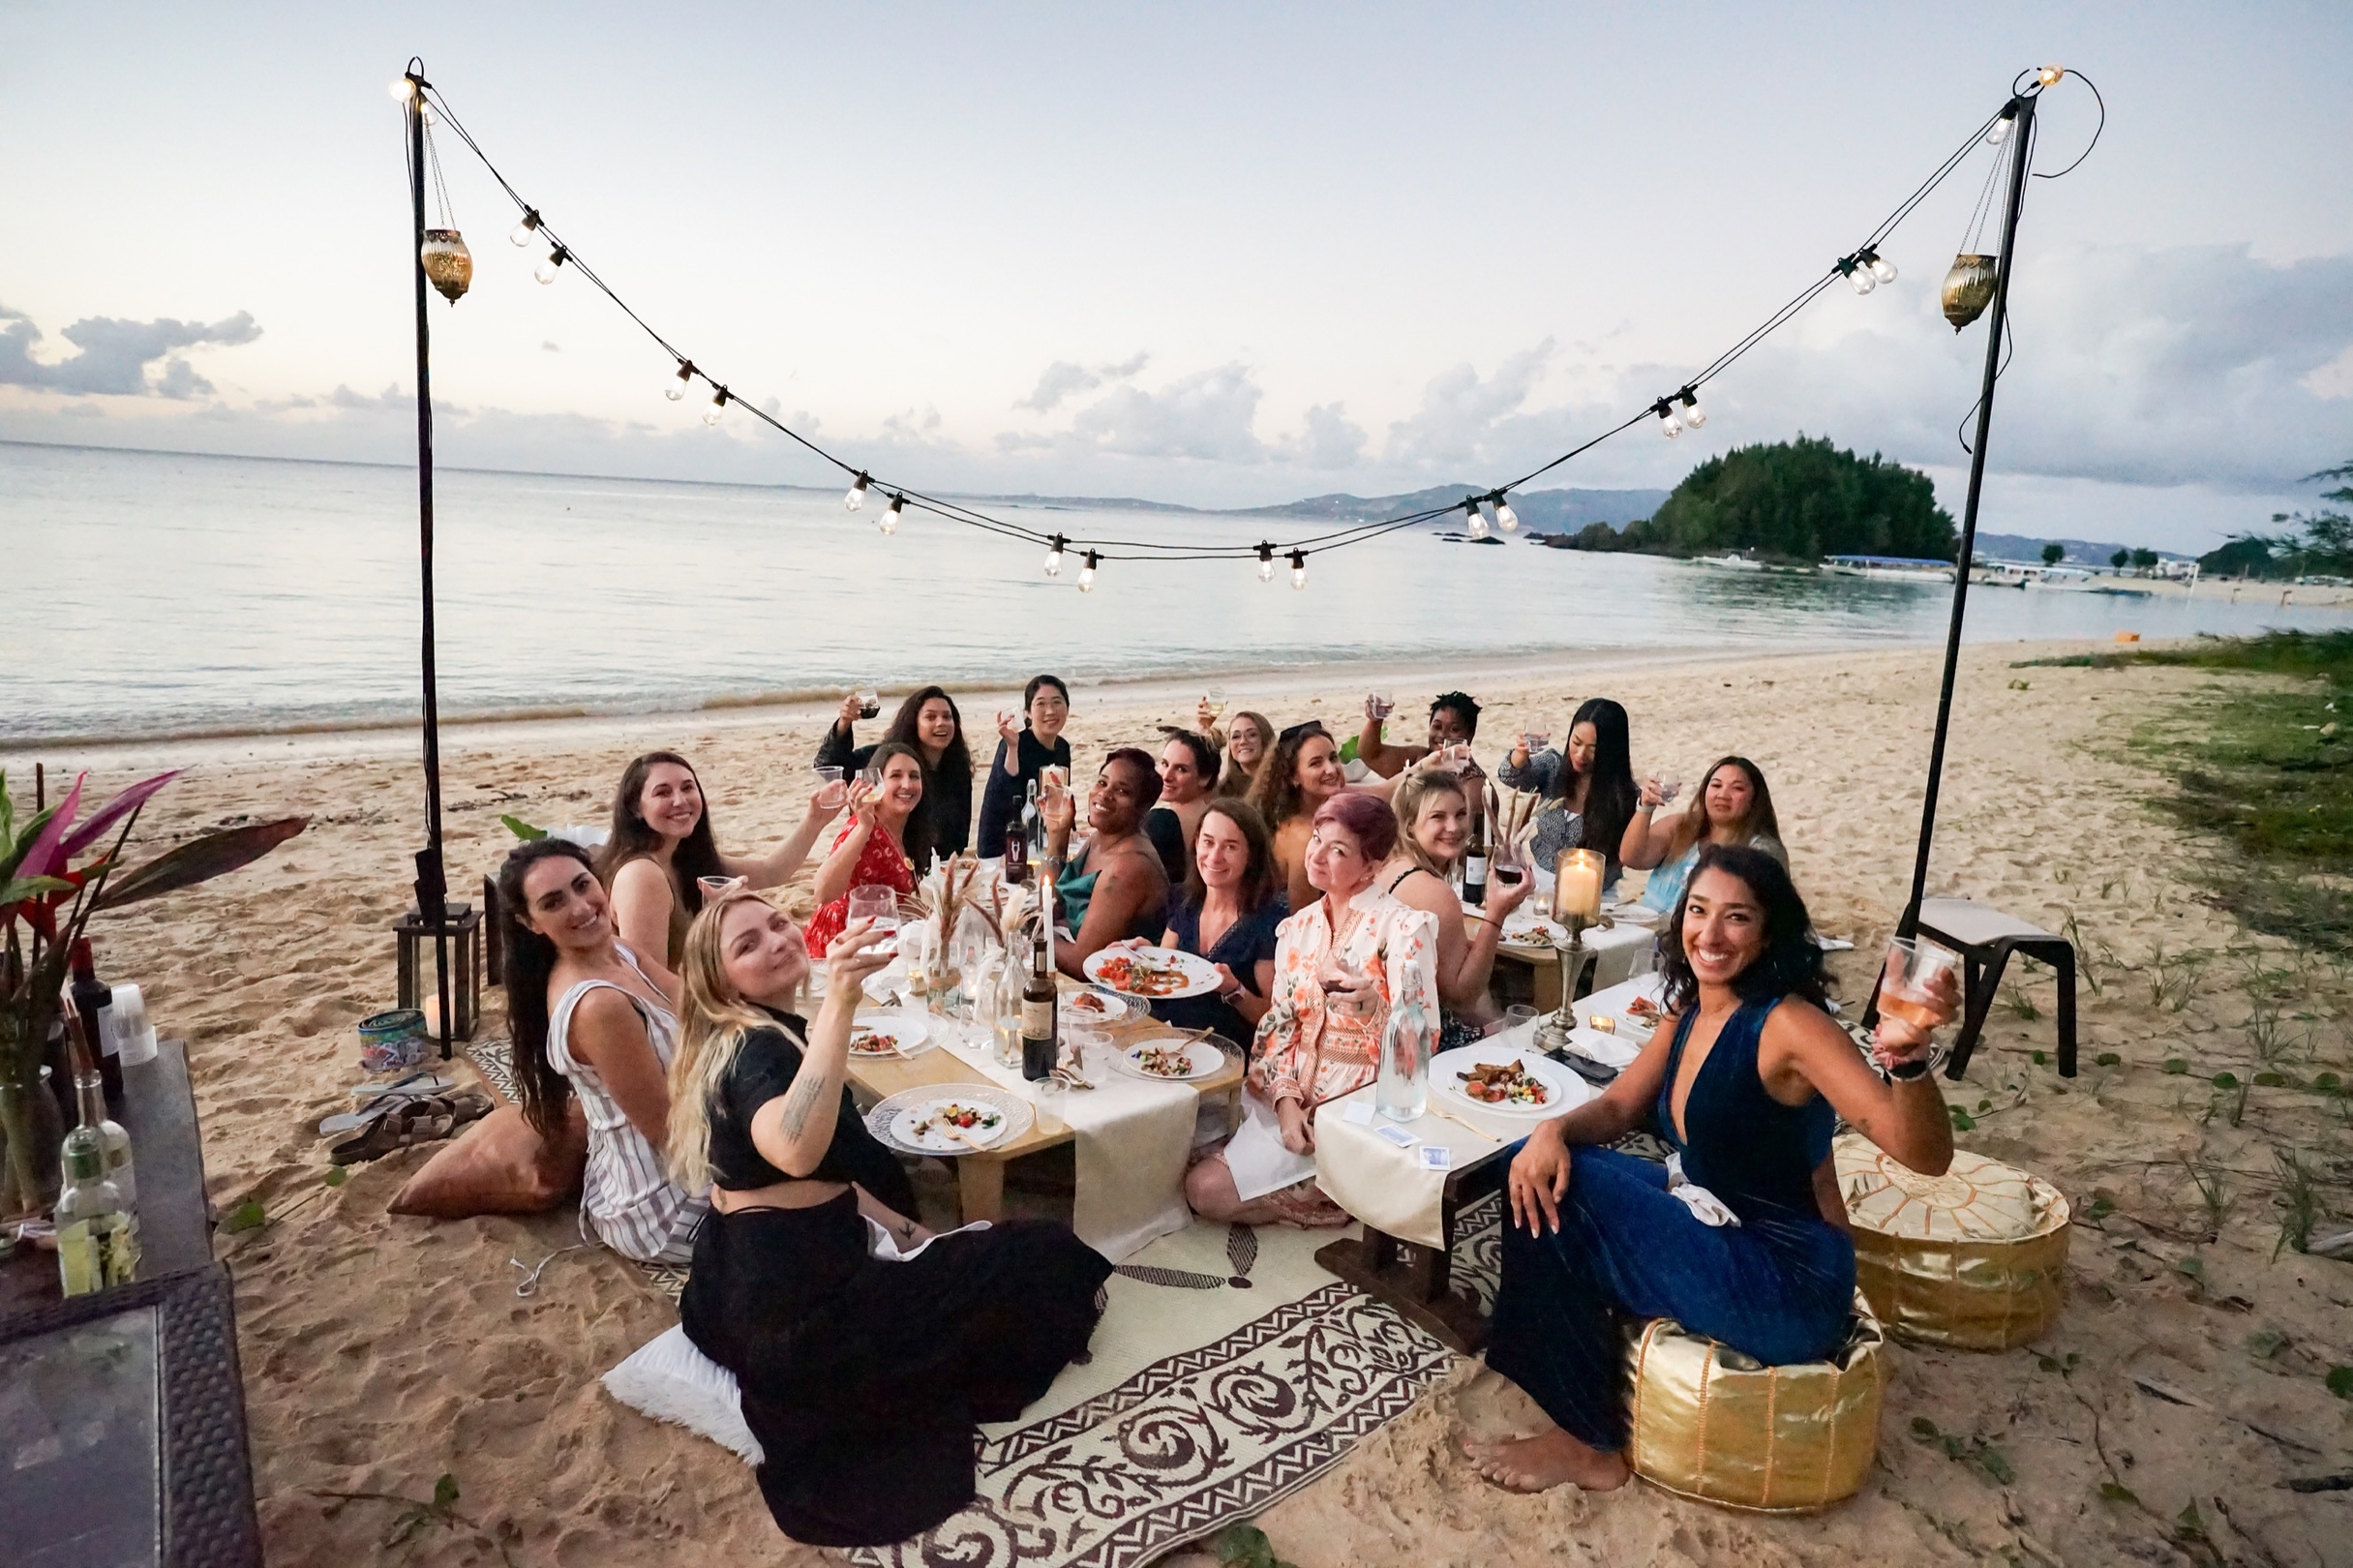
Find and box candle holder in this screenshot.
[1532,910,1596,1054]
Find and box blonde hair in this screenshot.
[666,885,802,1191]
[1390,769,1468,879]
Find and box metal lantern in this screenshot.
[420,228,473,304]
[1941,254,1997,332]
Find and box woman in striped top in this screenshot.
[498,839,707,1263]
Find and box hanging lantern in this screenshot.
[420,229,473,304]
[1941,254,1997,332]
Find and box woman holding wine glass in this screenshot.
[804,743,924,955]
[1498,698,1640,893]
[815,685,976,870]
[1375,770,1532,1046]
[1619,755,1789,919]
[601,750,844,971]
[977,675,1073,859]
[1467,845,1958,1493]
[1185,790,1438,1227]
[1038,748,1172,974]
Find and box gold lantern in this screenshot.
[1835,1134,2069,1350]
[1941,254,1997,332]
[1623,1301,1887,1513]
[420,228,473,304]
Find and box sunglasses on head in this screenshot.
[1278,721,1329,743]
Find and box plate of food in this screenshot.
[1430,1046,1584,1120]
[889,1097,1012,1153]
[1084,945,1221,1000]
[1059,982,1145,1025]
[1109,1034,1225,1082]
[848,1014,929,1058]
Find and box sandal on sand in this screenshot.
[326,1092,490,1164]
[319,1076,474,1135]
[352,1070,460,1103]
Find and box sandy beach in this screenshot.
[10,637,2347,1567]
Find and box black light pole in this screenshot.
[1896,89,2038,945]
[401,60,455,1060]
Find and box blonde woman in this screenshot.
[668,888,1110,1549]
[1377,769,1531,1045]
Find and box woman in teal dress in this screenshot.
[1040,748,1172,976]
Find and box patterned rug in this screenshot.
[469,1038,1499,1566]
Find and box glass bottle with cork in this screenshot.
[55,1023,138,1298]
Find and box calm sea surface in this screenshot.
[6,442,2345,742]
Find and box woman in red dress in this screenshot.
[805,741,923,955]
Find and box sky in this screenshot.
[2,2,2350,552]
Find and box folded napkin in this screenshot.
[1664,1153,1740,1228]
[864,1216,993,1262]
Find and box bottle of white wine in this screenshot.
[56,1125,137,1298]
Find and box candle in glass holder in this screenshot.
[1553,848,1605,923]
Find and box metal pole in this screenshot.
[1896,91,2037,943]
[405,62,455,1058]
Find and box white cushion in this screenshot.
[602,1324,763,1464]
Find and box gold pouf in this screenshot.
[1623,1304,1886,1514]
[1835,1134,2069,1350]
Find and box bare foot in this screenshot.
[1463,1430,1631,1493]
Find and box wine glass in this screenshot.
[1656,775,1682,806]
[1203,686,1227,720]
[858,689,882,719]
[848,886,901,962]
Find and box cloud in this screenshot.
[1285,402,1367,468]
[1005,361,1268,463]
[0,304,259,398]
[1014,351,1150,412]
[1379,341,1563,473]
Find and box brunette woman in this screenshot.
[1467,846,1958,1493]
[1620,755,1789,918]
[804,742,923,955]
[1498,697,1639,892]
[498,838,702,1263]
[1152,799,1287,1045]
[670,890,1110,1546]
[1377,769,1532,1046]
[600,750,841,970]
[1039,748,1172,976]
[1184,792,1439,1227]
[817,684,975,869]
[1209,708,1275,799]
[1143,727,1220,881]
[976,674,1073,857]
[1247,721,1350,915]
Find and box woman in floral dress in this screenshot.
[803,742,922,956]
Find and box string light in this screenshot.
[1654,397,1684,439]
[881,494,904,534]
[1494,496,1519,532]
[533,245,568,285]
[1862,246,1898,285]
[665,361,694,402]
[2036,64,2065,87]
[1986,103,2017,145]
[844,471,870,513]
[1288,549,1309,589]
[1463,498,1490,541]
[703,386,728,427]
[1677,387,1707,430]
[1045,534,1068,578]
[1839,254,1878,295]
[389,75,418,104]
[1078,551,1101,592]
[1256,542,1276,583]
[508,208,542,247]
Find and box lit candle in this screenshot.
[1554,848,1604,923]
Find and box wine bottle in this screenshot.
[1463,799,1491,909]
[69,938,123,1104]
[73,1064,136,1221]
[56,1043,138,1297]
[1020,918,1058,1082]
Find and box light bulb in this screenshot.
[1289,550,1308,589]
[1467,504,1490,541]
[1660,410,1684,439]
[1681,393,1707,430]
[419,104,437,127]
[665,362,692,402]
[1078,551,1100,592]
[534,246,568,286]
[1495,499,1519,532]
[1867,253,1898,285]
[881,495,904,534]
[1256,544,1276,583]
[844,473,869,513]
[2037,65,2064,87]
[1045,537,1067,578]
[1848,265,1877,296]
[509,209,542,248]
[703,388,727,427]
[1986,112,2013,146]
[390,76,417,103]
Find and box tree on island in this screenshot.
[1556,437,1956,562]
[2195,460,2353,581]
[2041,542,2066,566]
[2110,548,2131,570]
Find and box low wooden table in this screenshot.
[1314,1147,1511,1353]
[843,991,1243,1224]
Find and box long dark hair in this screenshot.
[1184,799,1281,916]
[884,685,973,780]
[498,837,598,1138]
[1668,755,1783,860]
[596,750,725,921]
[1248,721,1330,829]
[1561,698,1638,861]
[1216,709,1274,798]
[1656,843,1827,1016]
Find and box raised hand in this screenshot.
[836,692,865,730]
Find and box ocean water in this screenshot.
[5,441,2344,743]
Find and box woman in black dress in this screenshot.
[667,888,1111,1547]
[815,684,976,870]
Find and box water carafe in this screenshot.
[1374,999,1429,1123]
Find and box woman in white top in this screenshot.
[498,838,706,1263]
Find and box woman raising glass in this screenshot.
[804,742,924,955]
[1497,697,1639,893]
[977,674,1073,858]
[670,890,1111,1546]
[1039,748,1173,975]
[1468,845,1959,1493]
[1620,755,1789,919]
[600,750,843,971]
[1377,770,1532,1047]
[816,684,976,870]
[1152,799,1287,1047]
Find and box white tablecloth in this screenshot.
[1494,903,1662,994]
[932,1018,1201,1263]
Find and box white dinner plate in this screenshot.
[888,1096,1015,1153]
[1430,1044,1585,1119]
[1109,1034,1225,1083]
[848,1012,930,1058]
[1082,945,1222,1001]
[1059,983,1145,1025]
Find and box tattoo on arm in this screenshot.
[778,1065,831,1143]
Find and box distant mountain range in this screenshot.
[1971,532,2193,564]
[964,483,1673,530]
